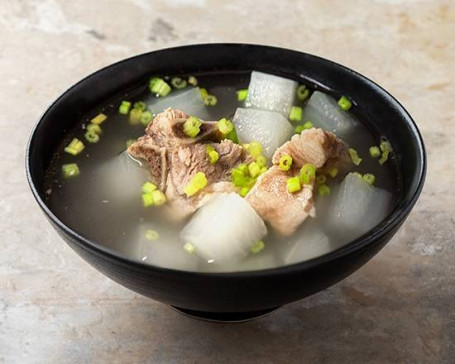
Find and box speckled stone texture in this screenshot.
[0,0,454,363]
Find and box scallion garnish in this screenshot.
[327,167,339,178]
[362,173,376,186]
[279,155,293,171]
[289,106,302,122]
[205,145,219,164]
[316,175,327,184]
[129,108,142,125]
[142,182,158,194]
[248,162,260,178]
[149,77,171,97]
[145,229,159,241]
[140,111,153,126]
[337,96,352,111]
[171,77,187,89]
[300,163,316,184]
[318,184,331,196]
[204,95,217,106]
[91,113,107,125]
[295,121,314,134]
[188,76,198,86]
[348,148,362,166]
[297,85,310,101]
[84,131,100,143]
[64,138,85,156]
[62,163,80,179]
[133,101,147,111]
[379,140,393,165]
[119,101,131,115]
[86,123,102,135]
[218,118,234,135]
[287,176,301,193]
[237,89,248,101]
[183,116,202,138]
[199,88,208,100]
[256,155,267,168]
[184,172,208,197]
[240,186,250,197]
[369,146,381,158]
[251,240,265,254]
[183,242,195,254]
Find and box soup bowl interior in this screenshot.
[26,44,426,319]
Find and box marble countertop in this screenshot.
[1,0,454,362]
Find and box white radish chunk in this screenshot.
[232,108,293,159]
[180,193,267,262]
[300,91,359,139]
[280,221,331,265]
[147,88,209,119]
[245,71,297,116]
[324,173,392,243]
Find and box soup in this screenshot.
[44,71,399,272]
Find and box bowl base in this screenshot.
[170,305,280,323]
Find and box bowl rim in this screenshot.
[26,42,426,278]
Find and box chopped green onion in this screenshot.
[237,163,248,175]
[226,128,239,143]
[199,88,208,100]
[369,146,381,158]
[318,184,331,196]
[246,141,263,158]
[86,123,102,134]
[348,148,362,166]
[142,193,154,207]
[183,116,202,138]
[287,176,301,193]
[126,139,135,148]
[145,229,159,241]
[337,96,352,111]
[84,131,100,143]
[297,85,310,101]
[379,140,393,166]
[142,182,158,194]
[188,76,198,86]
[232,169,246,187]
[289,106,302,122]
[316,175,327,184]
[256,155,267,168]
[171,77,187,89]
[91,113,107,125]
[133,101,147,111]
[64,138,85,156]
[327,167,339,178]
[204,95,217,106]
[119,101,131,115]
[237,89,248,101]
[251,240,265,254]
[183,242,195,254]
[259,166,268,175]
[300,163,316,184]
[218,118,234,135]
[129,108,142,125]
[295,121,314,134]
[362,173,376,186]
[140,111,153,126]
[279,155,293,171]
[248,162,260,178]
[380,140,393,153]
[240,186,250,197]
[184,172,208,197]
[149,77,171,97]
[151,190,167,206]
[62,163,80,179]
[205,145,219,164]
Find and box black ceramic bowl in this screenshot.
[26,44,426,321]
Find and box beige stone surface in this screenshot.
[1,0,454,362]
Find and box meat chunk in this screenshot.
[246,166,315,236]
[247,128,348,236]
[127,108,250,220]
[272,128,348,168]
